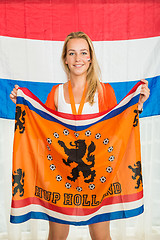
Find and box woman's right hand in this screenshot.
[10,85,19,104]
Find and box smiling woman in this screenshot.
[9,31,150,240]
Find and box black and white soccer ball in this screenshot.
[108,146,113,153]
[56,175,62,181]
[63,129,69,136]
[100,176,106,183]
[47,154,53,161]
[103,138,109,145]
[76,187,82,192]
[50,164,56,171]
[74,132,79,138]
[53,132,59,138]
[108,155,115,161]
[95,133,101,139]
[47,138,52,145]
[85,130,91,137]
[106,166,113,173]
[65,182,71,189]
[89,184,95,190]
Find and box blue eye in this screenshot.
[69,52,74,56]
[82,52,87,55]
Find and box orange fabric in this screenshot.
[45,82,117,112]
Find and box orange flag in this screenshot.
[11,82,144,225]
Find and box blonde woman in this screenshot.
[10,32,150,240]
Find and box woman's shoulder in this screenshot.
[98,82,117,111]
[45,84,60,110]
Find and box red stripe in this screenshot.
[0,1,160,41]
[20,82,140,121]
[11,191,143,216]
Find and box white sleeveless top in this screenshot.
[57,84,99,114]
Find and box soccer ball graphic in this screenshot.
[53,132,59,138]
[47,138,52,144]
[65,183,71,189]
[106,166,113,173]
[95,133,101,139]
[50,164,56,171]
[63,129,69,136]
[56,175,62,181]
[108,146,113,153]
[47,154,53,161]
[85,130,91,137]
[103,138,109,145]
[76,187,82,192]
[109,155,115,161]
[89,184,95,190]
[100,176,106,183]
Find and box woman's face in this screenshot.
[65,38,91,78]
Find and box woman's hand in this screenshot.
[138,79,150,111]
[10,85,19,104]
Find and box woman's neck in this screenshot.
[69,74,87,89]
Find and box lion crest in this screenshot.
[15,106,26,133]
[12,168,25,197]
[58,139,96,183]
[128,161,143,189]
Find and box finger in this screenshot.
[11,90,17,96]
[140,88,150,96]
[15,85,19,89]
[10,93,15,99]
[141,85,150,92]
[140,79,148,86]
[13,88,18,94]
[10,94,16,104]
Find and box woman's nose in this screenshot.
[75,54,81,61]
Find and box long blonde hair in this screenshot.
[61,32,101,105]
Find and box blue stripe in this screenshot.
[1,76,160,119]
[10,205,144,225]
[16,94,139,131]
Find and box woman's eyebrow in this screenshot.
[68,49,89,52]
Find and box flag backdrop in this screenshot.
[0,0,160,238]
[11,82,143,225]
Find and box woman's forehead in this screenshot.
[67,38,89,51]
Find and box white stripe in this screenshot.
[11,198,144,222]
[0,36,159,83]
[18,84,140,127]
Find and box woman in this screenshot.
[10,32,150,240]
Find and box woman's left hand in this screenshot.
[138,79,150,111]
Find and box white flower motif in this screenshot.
[47,154,53,161]
[100,176,106,183]
[56,175,62,181]
[65,182,71,189]
[53,132,59,138]
[106,166,113,173]
[95,133,101,139]
[108,146,113,153]
[85,130,91,137]
[103,138,109,145]
[109,155,115,161]
[63,129,69,136]
[50,164,56,171]
[89,184,95,190]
